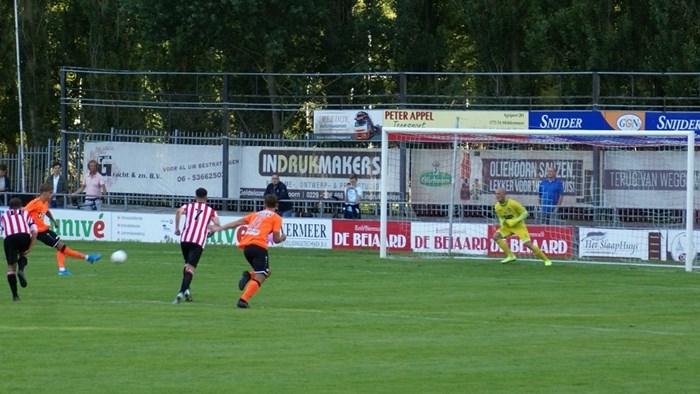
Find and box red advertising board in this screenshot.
[486,225,573,258]
[332,220,411,251]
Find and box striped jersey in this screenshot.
[179,202,218,247]
[0,208,37,236]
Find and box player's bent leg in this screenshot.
[524,241,551,266]
[238,271,251,290]
[179,265,195,295]
[7,267,19,299]
[493,233,515,263]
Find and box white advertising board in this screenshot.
[665,229,700,262]
[411,222,490,254]
[50,210,332,250]
[83,142,241,197]
[578,227,667,260]
[602,151,700,209]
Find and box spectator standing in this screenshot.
[343,174,363,219]
[538,167,564,225]
[46,161,69,208]
[73,159,107,210]
[265,174,294,217]
[0,164,12,192]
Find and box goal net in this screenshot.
[379,127,697,271]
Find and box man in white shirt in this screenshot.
[343,174,363,219]
[73,160,107,210]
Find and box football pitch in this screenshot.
[4,241,700,393]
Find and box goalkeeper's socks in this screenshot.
[240,279,261,302]
[495,238,513,255]
[529,244,548,261]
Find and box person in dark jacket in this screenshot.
[265,174,294,217]
[46,161,69,208]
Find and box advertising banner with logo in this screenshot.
[51,209,113,241]
[529,111,645,130]
[578,227,666,260]
[280,219,333,249]
[665,229,700,262]
[646,112,700,131]
[84,143,403,202]
[410,149,592,206]
[410,223,490,254]
[312,109,384,141]
[50,208,334,250]
[83,142,241,197]
[332,220,411,251]
[207,216,333,249]
[33,207,696,265]
[313,109,528,141]
[486,225,573,258]
[602,151,700,208]
[239,147,402,202]
[383,110,528,129]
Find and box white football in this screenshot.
[110,250,127,264]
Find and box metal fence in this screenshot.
[1,130,377,216]
[59,69,700,138]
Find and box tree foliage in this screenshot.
[2,0,700,149]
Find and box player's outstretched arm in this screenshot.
[272,230,287,243]
[210,218,247,233]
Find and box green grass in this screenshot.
[4,241,700,393]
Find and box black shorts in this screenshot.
[243,245,270,277]
[37,229,61,248]
[344,204,361,219]
[4,233,31,265]
[180,242,204,268]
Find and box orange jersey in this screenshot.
[239,209,282,250]
[24,197,51,232]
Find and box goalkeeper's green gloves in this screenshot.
[508,211,529,227]
[499,217,506,226]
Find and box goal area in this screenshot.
[379,127,697,271]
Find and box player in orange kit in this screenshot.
[209,194,287,308]
[24,184,101,275]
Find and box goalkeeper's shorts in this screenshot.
[496,225,531,243]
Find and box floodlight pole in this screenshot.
[14,0,26,193]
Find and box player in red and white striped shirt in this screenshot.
[1,198,38,301]
[172,188,220,304]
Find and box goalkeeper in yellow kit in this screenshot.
[492,188,552,266]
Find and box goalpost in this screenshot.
[380,127,697,272]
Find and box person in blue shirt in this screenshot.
[538,167,564,225]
